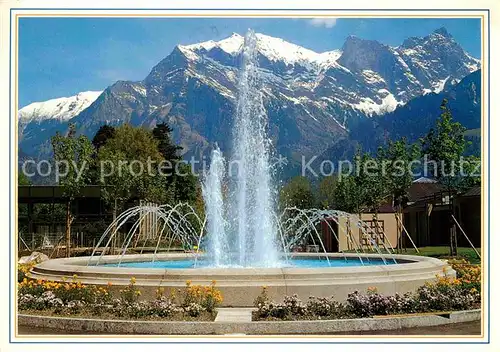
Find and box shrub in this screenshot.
[18,291,63,311]
[389,292,419,314]
[181,280,223,313]
[183,302,205,317]
[306,296,350,318]
[253,274,481,321]
[66,300,85,314]
[18,275,112,306]
[260,302,291,320]
[18,278,45,297]
[283,294,307,316]
[345,291,373,317]
[255,295,307,320]
[253,287,290,320]
[119,277,141,304]
[253,286,270,308]
[201,281,223,313]
[254,287,278,319]
[116,301,151,319]
[18,263,34,283]
[150,296,181,317]
[449,259,481,293]
[17,276,223,320]
[417,275,480,312]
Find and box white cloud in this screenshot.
[309,18,338,28]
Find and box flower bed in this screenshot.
[18,263,35,283]
[253,260,481,321]
[17,273,223,322]
[448,258,481,292]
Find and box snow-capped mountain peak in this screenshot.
[180,32,243,55]
[19,91,102,124]
[178,32,342,70]
[254,33,328,66]
[431,27,453,39]
[19,28,481,164]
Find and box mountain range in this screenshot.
[18,27,481,175]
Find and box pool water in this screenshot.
[101,257,399,269]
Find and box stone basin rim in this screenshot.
[27,253,454,307]
[30,253,450,277]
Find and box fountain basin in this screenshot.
[29,253,454,307]
[100,257,402,269]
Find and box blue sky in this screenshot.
[19,17,481,107]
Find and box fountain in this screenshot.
[202,146,227,267]
[85,31,395,269]
[227,31,279,267]
[28,30,454,306]
[202,30,279,268]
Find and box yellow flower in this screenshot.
[130,277,136,285]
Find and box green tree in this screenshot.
[334,149,388,214]
[152,123,182,161]
[334,149,366,214]
[317,175,338,209]
[377,137,421,207]
[421,99,468,191]
[377,137,421,251]
[460,155,481,189]
[88,125,117,184]
[51,124,94,257]
[97,124,170,217]
[92,125,116,151]
[333,174,362,213]
[332,147,390,251]
[279,176,315,209]
[171,163,198,203]
[421,99,473,256]
[360,151,389,214]
[18,171,31,185]
[151,123,197,204]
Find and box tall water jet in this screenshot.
[227,30,279,266]
[202,146,228,266]
[87,30,395,270]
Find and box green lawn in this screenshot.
[395,246,481,264]
[346,246,481,264]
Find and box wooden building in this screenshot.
[320,202,399,253]
[403,182,481,248]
